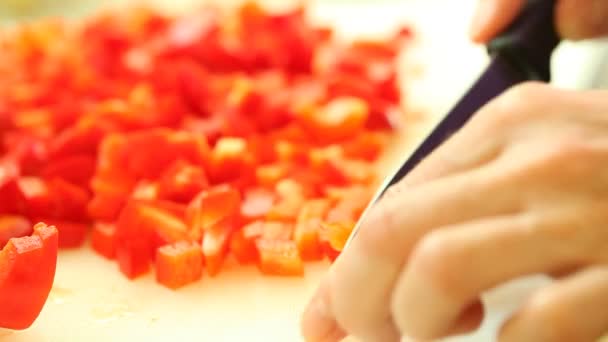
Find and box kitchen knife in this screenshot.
[345,0,560,248]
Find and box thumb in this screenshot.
[469,0,525,43]
[556,0,608,40]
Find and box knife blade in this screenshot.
[344,0,560,248]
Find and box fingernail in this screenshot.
[301,290,345,342]
[468,1,495,41]
[301,295,329,339]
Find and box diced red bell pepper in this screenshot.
[46,178,91,222]
[294,199,331,261]
[181,115,224,145]
[308,146,350,186]
[324,185,373,217]
[186,184,241,238]
[19,177,90,223]
[0,163,27,215]
[339,159,377,185]
[319,221,354,253]
[240,188,275,223]
[91,223,116,259]
[115,200,190,279]
[342,131,390,161]
[256,239,304,276]
[298,96,369,141]
[3,134,47,175]
[229,220,263,264]
[87,192,126,222]
[156,241,203,289]
[207,137,255,185]
[266,179,308,221]
[261,221,293,240]
[157,159,209,203]
[47,122,106,159]
[40,155,96,189]
[255,163,289,188]
[273,140,309,165]
[0,3,408,283]
[0,216,32,248]
[34,219,88,248]
[125,129,211,180]
[0,223,58,330]
[202,217,236,277]
[140,199,188,222]
[131,181,159,200]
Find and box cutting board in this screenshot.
[2,0,590,341]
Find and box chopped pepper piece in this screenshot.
[156,241,203,289]
[115,200,190,279]
[0,216,32,248]
[202,217,236,277]
[186,184,241,239]
[0,223,58,330]
[256,239,304,276]
[91,223,117,259]
[294,199,331,261]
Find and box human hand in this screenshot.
[301,83,608,342]
[470,0,608,43]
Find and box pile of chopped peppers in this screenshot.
[0,2,414,298]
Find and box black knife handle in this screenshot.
[487,0,560,82]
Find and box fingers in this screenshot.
[500,266,608,342]
[301,277,347,342]
[303,162,522,341]
[556,0,608,41]
[469,0,525,43]
[392,120,503,190]
[391,201,608,340]
[470,0,608,43]
[301,83,608,342]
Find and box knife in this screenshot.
[344,0,560,248]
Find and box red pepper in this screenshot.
[207,137,255,185]
[0,162,27,215]
[115,200,190,279]
[294,199,331,261]
[0,223,58,330]
[319,221,354,253]
[91,222,116,259]
[0,3,410,285]
[40,155,96,189]
[266,179,309,221]
[229,221,263,265]
[240,188,275,223]
[298,97,369,141]
[0,216,32,248]
[255,163,289,188]
[34,219,88,248]
[229,220,292,266]
[202,217,236,277]
[186,184,241,241]
[156,241,203,289]
[157,159,209,203]
[256,239,304,276]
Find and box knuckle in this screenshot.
[408,232,469,301]
[327,273,363,332]
[357,202,402,251]
[503,290,581,342]
[481,81,547,127]
[504,82,546,101]
[549,139,600,171]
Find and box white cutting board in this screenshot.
[0,1,601,341]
